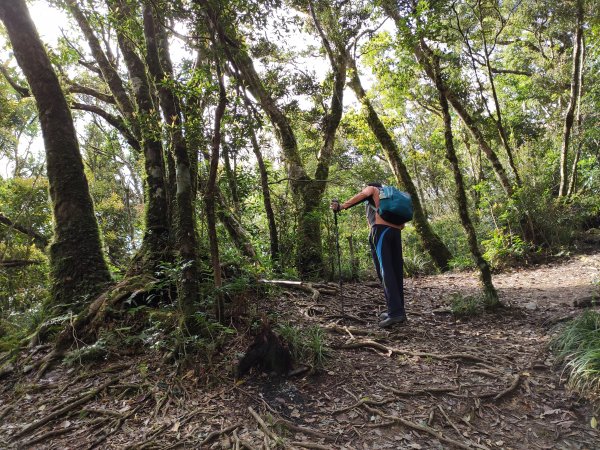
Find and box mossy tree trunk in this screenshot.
[559,0,584,198]
[142,4,199,320]
[347,57,452,272]
[432,57,498,304]
[0,0,111,310]
[109,0,171,274]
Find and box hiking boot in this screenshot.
[379,312,389,320]
[378,315,407,328]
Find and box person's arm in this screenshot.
[339,186,377,210]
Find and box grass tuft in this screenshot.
[552,311,600,399]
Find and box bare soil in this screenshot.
[1,252,599,449]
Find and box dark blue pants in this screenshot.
[369,225,405,318]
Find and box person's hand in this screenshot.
[330,200,341,212]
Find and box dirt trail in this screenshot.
[1,252,599,449]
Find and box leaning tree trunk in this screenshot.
[559,0,584,198]
[0,0,111,310]
[433,57,498,304]
[247,121,280,269]
[348,58,452,272]
[413,40,514,197]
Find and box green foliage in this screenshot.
[450,293,481,317]
[553,311,600,399]
[277,322,329,370]
[450,289,501,317]
[402,226,435,276]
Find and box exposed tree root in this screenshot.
[387,385,459,396]
[478,373,522,401]
[324,324,385,338]
[11,371,130,441]
[200,422,242,447]
[259,279,321,301]
[87,404,144,450]
[272,418,337,441]
[362,404,476,450]
[33,275,158,379]
[340,339,492,364]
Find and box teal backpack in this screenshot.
[376,185,413,224]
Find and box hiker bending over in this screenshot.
[331,183,407,328]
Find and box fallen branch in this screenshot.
[340,340,490,364]
[11,372,127,441]
[362,404,475,450]
[259,279,320,302]
[0,259,43,268]
[200,422,242,447]
[477,373,521,401]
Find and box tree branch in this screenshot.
[0,63,30,97]
[0,212,48,248]
[71,102,140,152]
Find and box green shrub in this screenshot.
[552,311,600,399]
[277,322,329,370]
[450,293,481,317]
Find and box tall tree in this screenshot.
[0,0,111,310]
[381,1,515,196]
[142,2,199,321]
[197,0,347,278]
[559,0,585,197]
[432,55,498,304]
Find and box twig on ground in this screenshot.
[340,340,491,364]
[332,396,395,414]
[248,406,278,442]
[362,404,475,450]
[273,418,337,441]
[437,406,491,450]
[11,372,128,441]
[289,442,331,449]
[200,422,242,447]
[87,404,144,450]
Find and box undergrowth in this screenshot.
[553,311,600,401]
[277,322,329,370]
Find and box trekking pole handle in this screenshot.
[331,198,341,213]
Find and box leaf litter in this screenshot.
[0,252,599,448]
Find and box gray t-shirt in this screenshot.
[366,200,376,227]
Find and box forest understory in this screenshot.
[1,250,599,450]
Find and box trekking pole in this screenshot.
[332,200,344,315]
